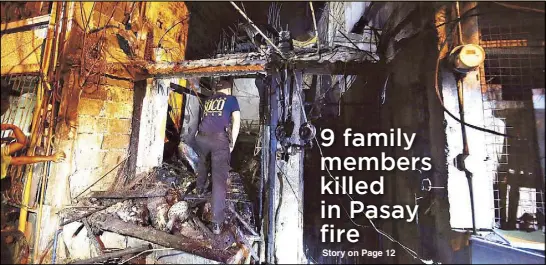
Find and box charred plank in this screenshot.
[90,214,241,263]
[88,190,167,199]
[228,205,258,237]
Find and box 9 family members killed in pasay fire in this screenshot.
[317,128,429,243]
[194,76,241,235]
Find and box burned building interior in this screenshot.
[0,1,545,264]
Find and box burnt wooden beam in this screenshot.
[228,205,258,237]
[89,214,242,263]
[170,83,207,99]
[191,216,214,238]
[183,194,251,203]
[103,46,379,79]
[88,189,167,199]
[60,205,111,226]
[69,244,151,264]
[149,64,266,79]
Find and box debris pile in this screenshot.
[62,144,259,264]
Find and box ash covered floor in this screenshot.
[41,140,261,264]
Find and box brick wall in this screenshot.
[70,78,134,198]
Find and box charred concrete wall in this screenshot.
[134,78,169,175]
[0,25,46,75]
[302,2,454,263]
[71,77,134,197]
[32,2,191,262]
[368,2,456,263]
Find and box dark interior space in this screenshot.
[184,1,325,59]
[479,2,545,101]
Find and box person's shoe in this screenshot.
[211,222,222,235]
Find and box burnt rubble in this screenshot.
[62,146,259,264]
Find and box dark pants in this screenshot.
[195,132,231,224]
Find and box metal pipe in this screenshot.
[258,80,270,263]
[33,95,57,262]
[33,0,68,256]
[18,1,59,233]
[258,123,268,263]
[47,2,65,85]
[51,227,62,264]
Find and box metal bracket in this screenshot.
[421,178,445,192]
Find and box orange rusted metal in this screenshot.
[149,64,265,76]
[480,39,529,48]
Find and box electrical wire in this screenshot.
[119,248,175,264]
[276,164,302,206]
[313,137,437,264]
[157,16,190,48]
[455,2,464,45]
[492,2,545,14]
[309,1,321,58]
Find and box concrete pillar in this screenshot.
[532,89,545,182]
[135,79,170,174]
[443,3,499,230]
[267,71,307,264]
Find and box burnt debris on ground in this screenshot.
[60,142,260,264]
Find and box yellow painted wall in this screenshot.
[145,2,189,63]
[0,27,46,75]
[144,2,189,130]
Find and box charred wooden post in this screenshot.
[266,71,280,264]
[89,214,243,263]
